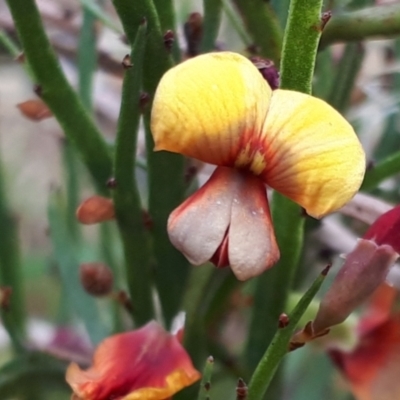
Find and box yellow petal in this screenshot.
[258,90,365,218]
[151,52,272,166]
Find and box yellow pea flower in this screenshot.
[151,52,365,281]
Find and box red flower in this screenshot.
[66,321,200,400]
[330,284,400,400]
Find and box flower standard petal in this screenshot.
[259,90,365,218]
[151,52,272,166]
[66,321,200,400]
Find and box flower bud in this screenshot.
[76,196,114,224]
[250,56,280,89]
[313,239,398,335]
[80,262,114,297]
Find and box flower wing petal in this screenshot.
[260,90,365,218]
[228,174,279,280]
[66,321,200,400]
[168,167,233,265]
[151,52,272,166]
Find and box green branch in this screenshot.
[113,22,155,325]
[280,0,323,92]
[247,268,327,400]
[112,0,187,326]
[246,0,323,387]
[362,153,400,191]
[201,0,223,53]
[321,4,400,48]
[232,0,282,63]
[5,0,112,194]
[153,0,181,61]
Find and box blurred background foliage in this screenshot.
[1,0,400,399]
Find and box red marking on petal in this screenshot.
[66,321,200,400]
[364,205,400,254]
[210,231,229,268]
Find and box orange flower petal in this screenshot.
[76,196,115,224]
[168,166,279,280]
[66,321,200,400]
[258,90,365,217]
[151,52,272,166]
[331,315,400,400]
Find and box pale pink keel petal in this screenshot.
[228,174,279,280]
[168,167,279,280]
[168,167,233,265]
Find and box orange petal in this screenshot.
[359,283,398,334]
[76,196,115,224]
[151,52,272,166]
[17,99,52,121]
[259,90,365,218]
[66,321,200,400]
[168,166,279,280]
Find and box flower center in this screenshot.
[234,143,266,176]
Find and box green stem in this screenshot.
[0,29,21,58]
[153,0,181,61]
[112,21,155,325]
[62,141,82,242]
[5,0,112,194]
[321,4,400,49]
[232,0,282,63]
[80,0,123,34]
[78,7,97,112]
[361,153,400,191]
[327,42,364,113]
[201,0,223,53]
[0,167,25,353]
[247,268,328,400]
[197,356,214,400]
[280,0,323,92]
[111,0,187,326]
[221,0,253,47]
[271,0,291,28]
[246,0,323,388]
